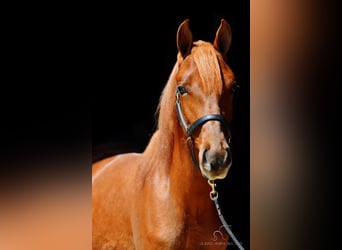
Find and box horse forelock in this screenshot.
[192,41,223,95]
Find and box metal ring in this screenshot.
[210,191,218,200]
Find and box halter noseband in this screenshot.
[175,87,232,171]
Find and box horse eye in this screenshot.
[177,85,187,95]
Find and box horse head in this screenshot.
[175,19,237,180]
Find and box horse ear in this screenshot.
[213,19,232,57]
[176,19,193,58]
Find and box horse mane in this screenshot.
[140,58,180,168]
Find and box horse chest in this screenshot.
[136,203,223,249]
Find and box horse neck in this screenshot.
[143,119,211,212]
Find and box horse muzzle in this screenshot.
[200,147,232,180]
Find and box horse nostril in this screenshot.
[210,158,224,170]
[203,149,230,171]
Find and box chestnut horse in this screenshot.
[92,19,238,249]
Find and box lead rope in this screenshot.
[208,180,245,250]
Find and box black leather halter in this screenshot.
[175,87,232,171]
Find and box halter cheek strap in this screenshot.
[175,88,232,171]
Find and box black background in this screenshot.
[1,3,250,249]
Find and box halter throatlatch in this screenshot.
[175,88,232,171]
